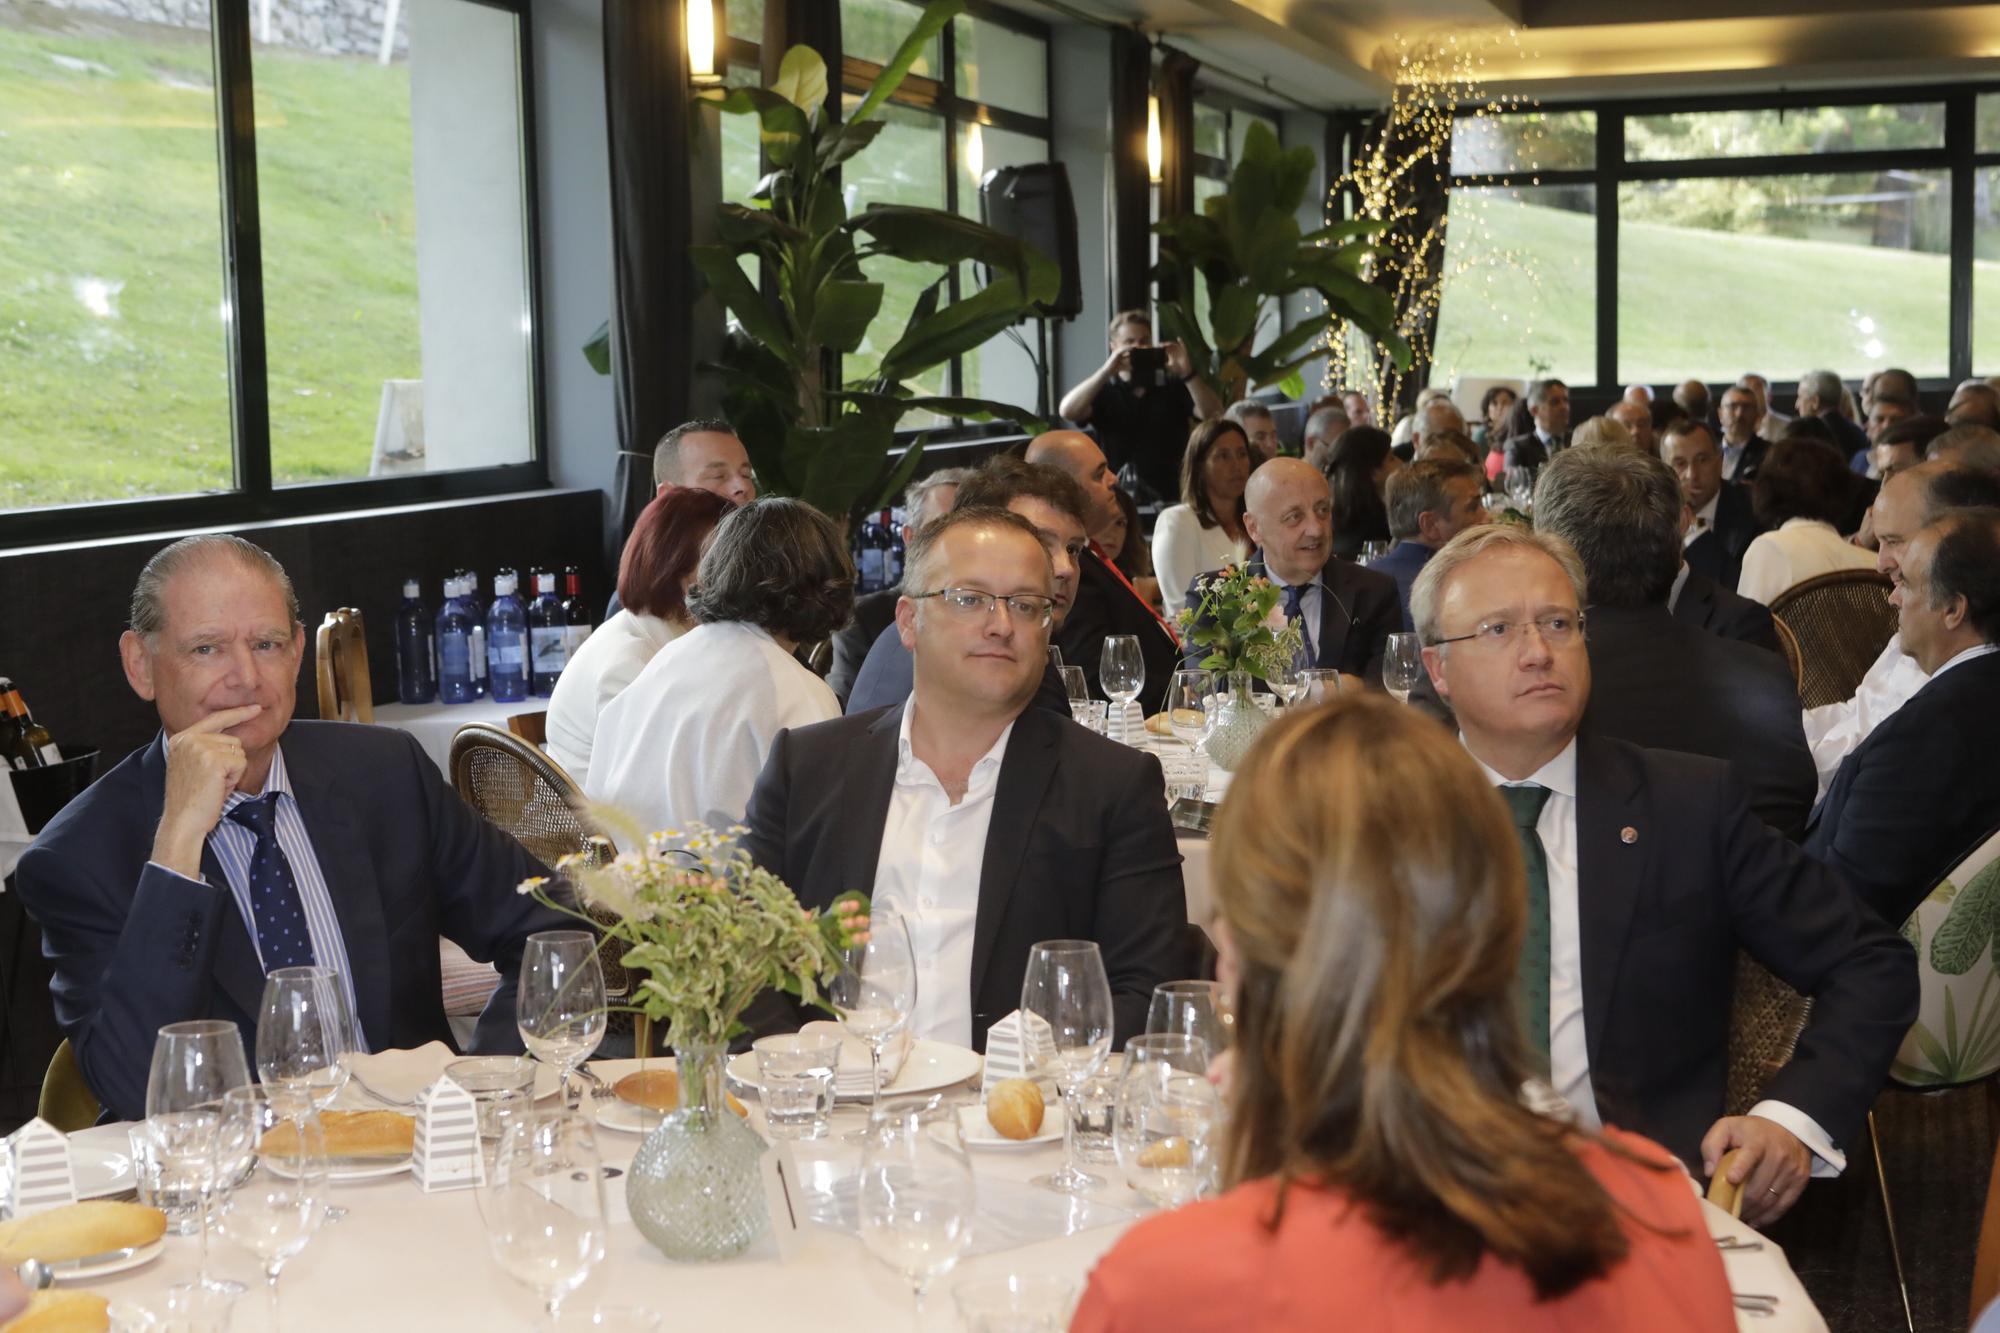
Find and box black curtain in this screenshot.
[1355,108,1449,416]
[1154,50,1200,316]
[601,0,697,576]
[1107,29,1153,319]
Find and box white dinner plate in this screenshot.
[726,1039,983,1101]
[271,1154,412,1183]
[50,1238,164,1282]
[586,1057,677,1136]
[72,1145,133,1199]
[936,1101,1065,1150]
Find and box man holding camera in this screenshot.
[1059,308,1224,504]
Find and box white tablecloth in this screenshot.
[0,772,33,881]
[72,1083,1823,1332]
[373,696,538,777]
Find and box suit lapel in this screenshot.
[970,709,1059,1005]
[281,732,395,1049]
[1573,735,1649,1070]
[1315,565,1348,670]
[841,707,903,895]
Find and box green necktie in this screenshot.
[1501,783,1554,1071]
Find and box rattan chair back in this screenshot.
[1724,952,1814,1117]
[1770,616,1804,692]
[1768,569,1896,709]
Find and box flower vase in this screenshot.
[625,1040,769,1262]
[1203,671,1271,772]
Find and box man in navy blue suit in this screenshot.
[15,535,567,1120]
[1369,457,1490,630]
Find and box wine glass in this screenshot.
[858,1102,975,1318]
[256,966,359,1221]
[213,1086,327,1331]
[480,1111,608,1324]
[517,931,608,1109]
[1046,645,1064,672]
[1359,540,1392,564]
[1504,466,1535,511]
[830,912,918,1139]
[1382,632,1423,704]
[1057,664,1089,703]
[1146,980,1231,1058]
[1113,1034,1222,1208]
[1098,635,1145,744]
[1020,940,1114,1193]
[1164,670,1212,752]
[1298,668,1342,705]
[146,1019,253,1295]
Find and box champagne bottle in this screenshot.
[0,677,28,771]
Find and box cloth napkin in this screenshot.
[340,1042,458,1107]
[798,1019,911,1097]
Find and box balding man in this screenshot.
[1025,431,1181,711]
[1947,382,2000,432]
[1623,384,1654,407]
[1675,380,1712,427]
[15,536,566,1120]
[1301,402,1350,472]
[1606,400,1655,456]
[1184,457,1400,684]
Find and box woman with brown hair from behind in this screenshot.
[1072,697,1734,1331]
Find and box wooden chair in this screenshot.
[507,710,548,747]
[1973,1122,2000,1324]
[1768,568,1896,708]
[38,1039,99,1134]
[315,608,374,723]
[1770,615,1804,692]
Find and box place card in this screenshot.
[756,1139,804,1262]
[411,1077,484,1192]
[7,1118,77,1216]
[981,1010,1055,1093]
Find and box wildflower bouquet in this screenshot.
[1175,562,1308,683]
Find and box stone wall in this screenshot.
[46,0,409,60]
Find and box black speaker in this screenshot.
[978,162,1082,321]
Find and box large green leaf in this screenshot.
[689,245,797,365]
[771,45,828,117]
[1932,857,2000,974]
[582,319,610,375]
[716,202,803,248]
[1210,285,1260,356]
[701,83,811,167]
[790,409,902,522]
[849,0,965,125]
[817,118,888,170]
[851,205,1035,283]
[876,274,1035,385]
[1303,216,1394,246]
[898,395,1047,433]
[806,279,884,354]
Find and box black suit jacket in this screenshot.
[1059,549,1180,712]
[1671,567,1782,656]
[1726,434,1771,484]
[826,586,901,706]
[1182,558,1401,685]
[1683,483,1762,591]
[1501,429,1564,471]
[1568,735,1915,1169]
[1579,605,1815,839]
[742,703,1190,1049]
[1804,652,2000,926]
[14,722,566,1121]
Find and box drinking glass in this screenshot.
[858,1103,975,1318]
[1382,632,1423,704]
[146,1020,253,1293]
[517,931,607,1110]
[830,913,918,1139]
[1019,940,1114,1193]
[751,1032,841,1141]
[1265,655,1307,710]
[1057,664,1089,703]
[1114,1034,1221,1209]
[1164,670,1212,752]
[1146,980,1231,1057]
[447,1056,540,1146]
[256,966,357,1222]
[1069,699,1108,734]
[1098,635,1145,743]
[1360,540,1392,564]
[1045,645,1064,672]
[480,1111,608,1325]
[1298,668,1342,705]
[953,1275,1078,1333]
[1504,466,1535,511]
[213,1087,327,1330]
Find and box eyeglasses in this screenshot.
[911,587,1055,627]
[1432,611,1585,649]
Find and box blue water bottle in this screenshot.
[392,578,435,705]
[486,573,529,703]
[436,576,477,704]
[528,572,568,697]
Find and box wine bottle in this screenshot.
[886,508,907,587]
[393,579,436,705]
[561,567,595,660]
[0,677,33,771]
[854,511,891,594]
[1,679,61,767]
[528,573,568,697]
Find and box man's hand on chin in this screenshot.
[150,703,262,879]
[1701,1114,1811,1227]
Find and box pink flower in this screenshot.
[1261,604,1287,633]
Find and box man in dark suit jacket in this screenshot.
[14,536,564,1121]
[1412,521,1915,1225]
[744,507,1189,1050]
[1805,512,2000,926]
[1535,447,1815,836]
[1500,378,1571,473]
[1670,563,1783,655]
[1369,457,1492,630]
[1663,418,1762,591]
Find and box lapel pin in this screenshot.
[1620,826,1639,845]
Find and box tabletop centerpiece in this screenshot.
[1176,563,1307,771]
[520,817,865,1263]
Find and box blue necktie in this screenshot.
[1281,583,1316,662]
[227,793,317,971]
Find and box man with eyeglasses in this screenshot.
[1409,523,1915,1229]
[743,506,1190,1051]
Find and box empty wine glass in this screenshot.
[517,931,607,1110]
[858,1102,975,1319]
[147,1020,253,1295]
[1098,635,1145,743]
[213,1086,327,1331]
[1298,668,1342,705]
[1146,980,1231,1057]
[1503,466,1535,511]
[831,912,918,1139]
[256,966,359,1221]
[1382,632,1423,704]
[1164,670,1212,752]
[1020,940,1114,1193]
[1359,540,1392,564]
[480,1111,608,1325]
[1057,664,1089,703]
[1114,1034,1222,1208]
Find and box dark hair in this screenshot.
[1659,416,1712,451]
[1920,465,2000,520]
[1948,384,2000,429]
[1386,458,1481,540]
[1875,367,1920,403]
[1882,414,1949,456]
[904,505,1050,596]
[1479,384,1516,419]
[1650,398,1690,435]
[1752,436,1853,527]
[1182,418,1252,530]
[1533,449,1682,607]
[1110,486,1152,580]
[1323,426,1394,545]
[652,417,736,489]
[952,455,1091,530]
[1777,414,1838,450]
[686,497,855,642]
[1923,508,2000,643]
[1927,424,2000,470]
[617,486,734,621]
[1417,428,1481,468]
[1871,389,1917,416]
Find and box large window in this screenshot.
[1429,91,2000,391]
[0,0,540,539]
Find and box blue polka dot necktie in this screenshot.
[1501,783,1553,1073]
[1281,583,1316,663]
[227,793,317,971]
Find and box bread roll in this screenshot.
[984,1078,1045,1140]
[260,1110,413,1159]
[613,1069,747,1118]
[1136,1135,1192,1168]
[0,1201,167,1266]
[1,1290,110,1333]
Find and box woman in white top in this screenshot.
[1152,417,1253,608]
[586,498,852,839]
[544,486,735,786]
[1737,435,1876,604]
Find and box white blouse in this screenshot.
[1151,503,1249,611]
[544,609,684,787]
[584,621,838,840]
[1736,518,1876,606]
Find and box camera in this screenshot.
[1126,346,1169,388]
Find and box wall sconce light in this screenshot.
[687,0,721,86]
[1146,93,1163,184]
[965,121,985,183]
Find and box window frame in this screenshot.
[0,0,546,549]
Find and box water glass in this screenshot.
[1057,664,1089,703]
[1164,670,1211,752]
[1098,635,1145,711]
[1503,466,1535,511]
[108,1281,239,1333]
[1298,668,1342,705]
[953,1274,1078,1333]
[1157,748,1207,807]
[447,1056,540,1144]
[831,914,918,1140]
[146,1020,252,1290]
[1114,1035,1221,1209]
[1069,699,1108,734]
[517,931,608,1109]
[213,1087,327,1330]
[1360,540,1392,564]
[858,1103,975,1309]
[751,1033,841,1141]
[1067,1069,1120,1166]
[127,1125,202,1235]
[1382,632,1423,704]
[1146,980,1231,1057]
[480,1111,608,1322]
[1020,941,1114,1193]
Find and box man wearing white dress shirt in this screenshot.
[1716,385,1771,484]
[1411,524,1915,1226]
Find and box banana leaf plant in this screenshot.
[685,0,1054,528]
[1152,120,1412,405]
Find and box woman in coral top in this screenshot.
[1072,698,1737,1333]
